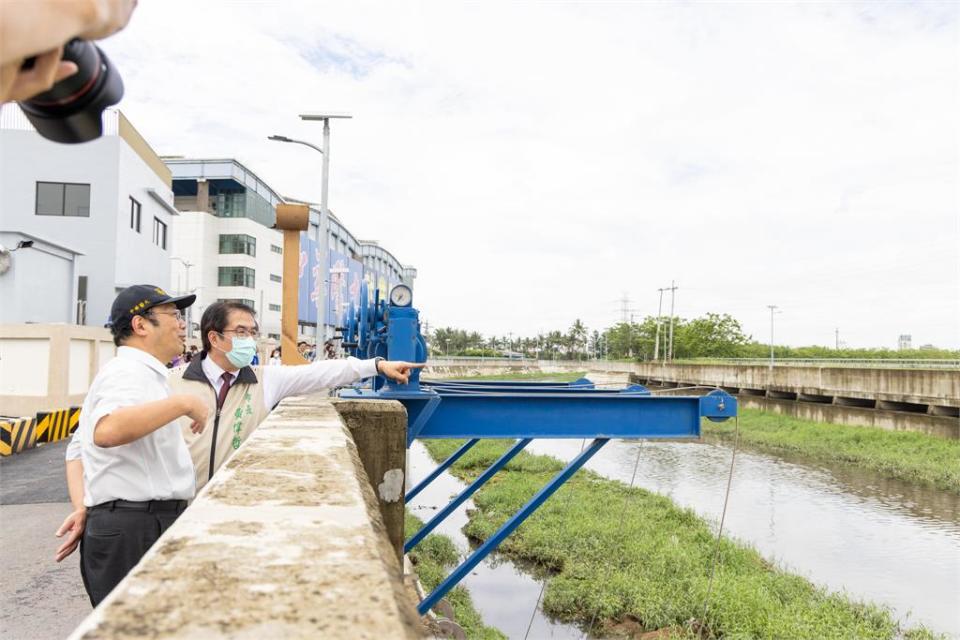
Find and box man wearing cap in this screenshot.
[57,301,423,570]
[64,285,208,606]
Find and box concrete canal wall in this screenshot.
[628,362,959,439]
[67,394,424,640]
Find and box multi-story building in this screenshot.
[166,158,416,342]
[0,106,177,326]
[166,158,285,340]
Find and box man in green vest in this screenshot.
[57,300,422,565]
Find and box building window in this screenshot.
[268,303,281,312]
[267,333,280,341]
[152,217,167,249]
[129,197,141,232]
[270,244,282,255]
[269,274,281,283]
[35,182,90,217]
[218,266,255,288]
[219,233,256,256]
[217,298,255,310]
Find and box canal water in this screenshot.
[407,442,585,639]
[408,438,960,638]
[525,438,960,638]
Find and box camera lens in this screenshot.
[18,39,124,144]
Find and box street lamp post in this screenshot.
[269,111,351,346]
[170,257,194,339]
[767,305,780,370]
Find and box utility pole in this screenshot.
[272,112,351,344]
[653,287,665,361]
[768,305,779,370]
[666,281,678,361]
[835,328,840,350]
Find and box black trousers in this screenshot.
[80,501,186,606]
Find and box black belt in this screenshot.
[90,499,188,512]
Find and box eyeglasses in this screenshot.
[148,310,185,322]
[221,328,260,339]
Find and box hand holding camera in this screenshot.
[0,0,137,142]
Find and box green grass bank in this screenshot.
[404,511,506,639]
[421,439,941,639]
[704,409,960,494]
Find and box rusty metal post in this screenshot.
[275,204,310,365]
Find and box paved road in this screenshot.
[1,440,91,640]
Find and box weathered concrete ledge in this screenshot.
[68,394,424,639]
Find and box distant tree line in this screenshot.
[428,314,959,361]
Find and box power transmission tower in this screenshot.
[617,292,635,324]
[666,281,678,361]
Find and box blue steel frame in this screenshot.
[337,287,736,616]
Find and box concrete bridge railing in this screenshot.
[68,394,424,640]
[631,362,959,408]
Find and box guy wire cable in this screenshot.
[698,412,741,632]
[523,437,588,640]
[582,438,645,640]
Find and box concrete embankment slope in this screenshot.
[68,394,423,640]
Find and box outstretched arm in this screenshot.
[263,358,426,408]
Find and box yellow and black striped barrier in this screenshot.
[1,407,81,456]
[35,407,81,444]
[0,417,37,456]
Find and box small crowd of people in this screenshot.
[168,339,342,369]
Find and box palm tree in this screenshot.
[568,319,588,361]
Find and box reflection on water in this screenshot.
[525,438,960,638]
[407,442,585,639]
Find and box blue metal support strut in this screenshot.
[405,438,531,554]
[416,437,609,616]
[404,438,479,503]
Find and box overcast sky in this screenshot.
[101,1,958,349]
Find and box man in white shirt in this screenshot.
[58,301,422,568]
[71,285,208,606]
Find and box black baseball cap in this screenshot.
[106,285,196,329]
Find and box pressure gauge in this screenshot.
[389,284,413,307]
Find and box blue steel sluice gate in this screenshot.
[337,283,737,616]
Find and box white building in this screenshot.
[166,158,416,343]
[166,158,285,340]
[0,106,177,326]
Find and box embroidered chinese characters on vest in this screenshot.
[171,366,271,492]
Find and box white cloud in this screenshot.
[101,0,958,348]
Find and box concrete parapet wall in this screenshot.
[332,399,407,566]
[68,394,424,640]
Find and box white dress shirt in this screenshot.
[75,346,196,506]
